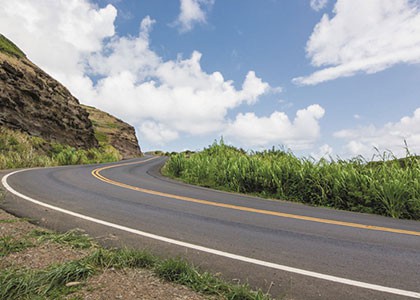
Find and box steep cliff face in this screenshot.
[82,105,142,159]
[0,35,98,149]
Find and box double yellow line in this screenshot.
[92,157,420,237]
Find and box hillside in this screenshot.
[82,105,141,159]
[0,34,98,149]
[0,34,141,165]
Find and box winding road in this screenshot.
[1,156,420,299]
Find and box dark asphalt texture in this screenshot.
[1,156,420,300]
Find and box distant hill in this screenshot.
[82,105,141,159]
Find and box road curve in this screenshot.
[1,156,420,300]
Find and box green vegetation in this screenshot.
[0,261,94,300]
[163,141,420,220]
[0,235,34,257]
[0,128,121,169]
[0,34,25,58]
[85,249,270,300]
[154,258,269,300]
[145,150,173,156]
[0,128,52,168]
[30,229,94,250]
[82,104,142,159]
[87,248,156,269]
[81,105,123,145]
[0,226,271,300]
[49,142,121,166]
[93,131,108,143]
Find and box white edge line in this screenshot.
[2,169,420,299]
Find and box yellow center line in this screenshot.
[91,157,420,237]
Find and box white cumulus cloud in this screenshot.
[311,144,333,160]
[174,0,214,32]
[334,107,420,158]
[0,0,116,89]
[310,0,328,11]
[86,22,272,139]
[139,121,179,145]
[294,0,420,85]
[224,104,325,150]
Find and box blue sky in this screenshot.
[1,0,420,158]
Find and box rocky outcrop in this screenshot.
[82,105,142,159]
[0,42,97,149]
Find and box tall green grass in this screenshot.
[0,128,52,168]
[0,128,121,169]
[163,141,420,220]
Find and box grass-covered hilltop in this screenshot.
[0,34,25,59]
[163,141,420,220]
[0,33,141,169]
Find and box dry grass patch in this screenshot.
[1,242,89,270]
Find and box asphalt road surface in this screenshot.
[1,156,420,299]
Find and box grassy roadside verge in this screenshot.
[162,141,420,220]
[0,208,271,300]
[0,128,121,169]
